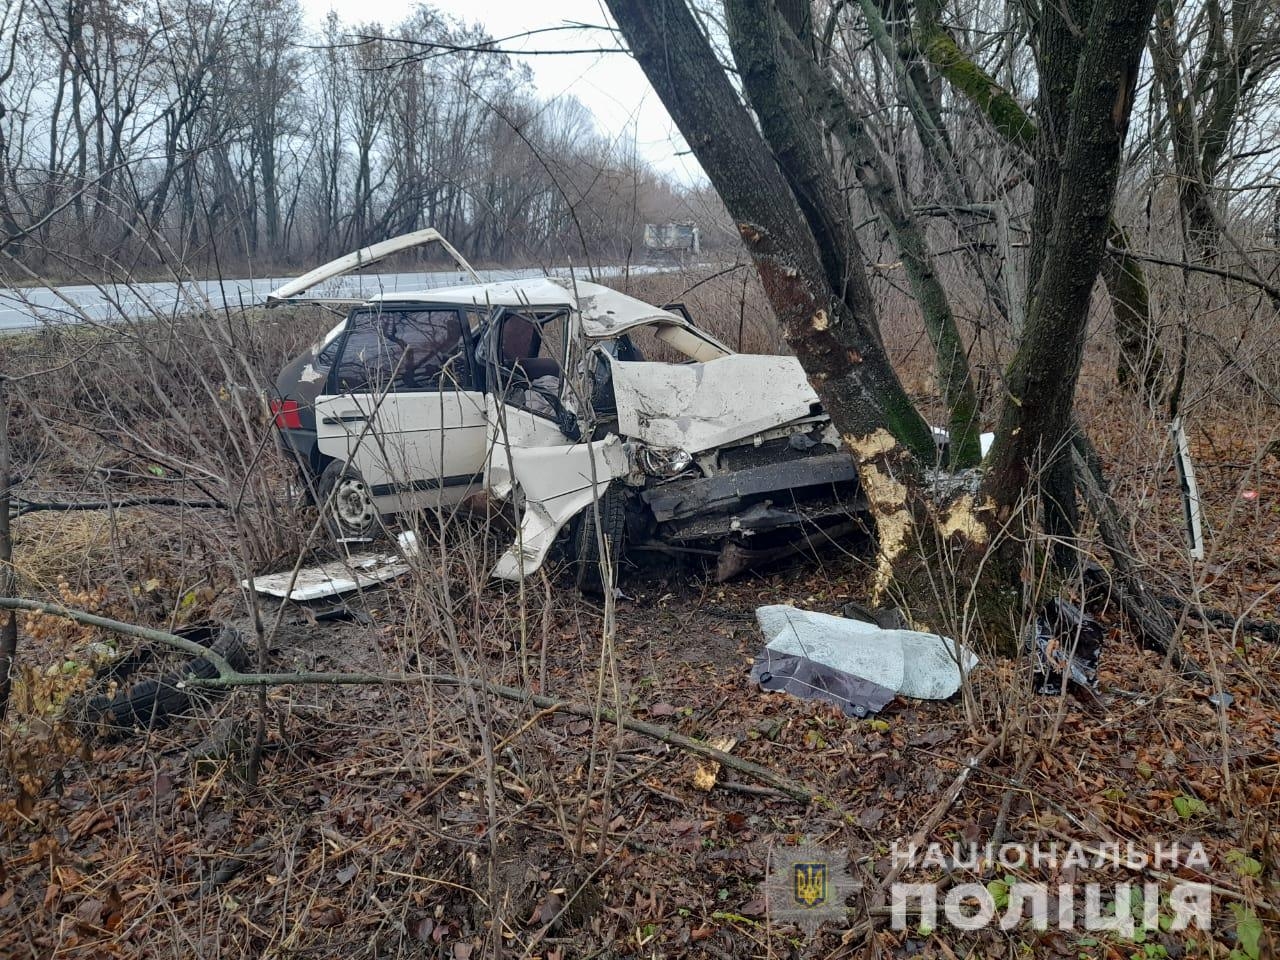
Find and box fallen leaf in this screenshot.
[75,898,104,925]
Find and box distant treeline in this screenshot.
[0,0,727,277]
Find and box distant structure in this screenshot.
[643,221,701,256]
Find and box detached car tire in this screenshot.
[571,483,627,595]
[317,459,382,542]
[86,626,250,739]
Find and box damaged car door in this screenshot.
[478,307,629,586]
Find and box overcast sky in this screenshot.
[299,0,704,183]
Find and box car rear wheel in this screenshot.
[317,460,381,543]
[571,483,627,595]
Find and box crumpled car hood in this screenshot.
[608,354,821,453]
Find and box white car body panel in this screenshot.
[246,532,420,600]
[608,354,820,454]
[489,435,629,581]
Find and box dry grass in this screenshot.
[1,260,1278,958]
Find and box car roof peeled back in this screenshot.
[366,277,730,356]
[265,229,732,361]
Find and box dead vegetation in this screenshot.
[0,259,1276,957]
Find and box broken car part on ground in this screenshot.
[268,229,870,589]
[1026,598,1104,694]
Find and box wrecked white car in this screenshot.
[268,230,867,587]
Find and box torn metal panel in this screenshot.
[246,532,419,601]
[490,436,629,580]
[643,451,862,522]
[266,228,480,304]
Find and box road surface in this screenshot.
[0,264,663,331]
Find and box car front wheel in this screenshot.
[571,483,627,595]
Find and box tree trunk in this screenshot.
[754,2,982,466]
[0,379,17,718]
[604,0,935,462]
[915,14,1164,397]
[981,0,1157,515]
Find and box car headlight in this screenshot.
[637,446,694,478]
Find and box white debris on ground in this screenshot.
[751,604,980,715]
[245,531,420,601]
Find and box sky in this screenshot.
[298,0,705,183]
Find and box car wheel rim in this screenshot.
[333,477,375,533]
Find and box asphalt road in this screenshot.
[0,264,660,331]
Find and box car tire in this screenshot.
[571,483,627,595]
[317,459,382,543]
[85,626,250,740]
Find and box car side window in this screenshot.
[334,309,469,392]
